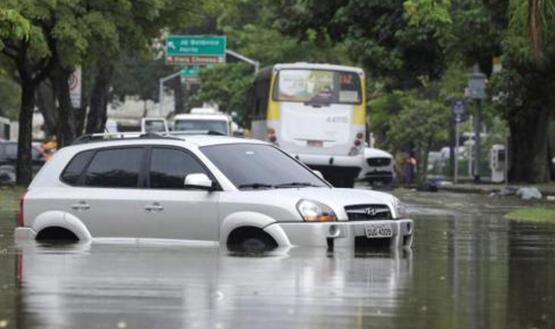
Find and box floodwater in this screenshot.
[1,189,554,329]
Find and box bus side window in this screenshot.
[255,99,261,118]
[253,79,269,120]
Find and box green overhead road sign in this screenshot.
[180,66,201,82]
[181,66,200,77]
[166,35,226,65]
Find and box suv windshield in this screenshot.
[175,120,228,135]
[201,144,327,190]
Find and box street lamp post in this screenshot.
[467,65,486,182]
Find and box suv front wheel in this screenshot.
[227,227,278,252]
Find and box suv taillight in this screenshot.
[17,192,27,227]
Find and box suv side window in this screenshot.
[149,148,208,189]
[60,150,94,185]
[84,148,144,188]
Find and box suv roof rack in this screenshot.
[72,132,182,145]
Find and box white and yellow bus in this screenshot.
[251,63,366,187]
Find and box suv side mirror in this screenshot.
[184,173,215,191]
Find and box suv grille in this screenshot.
[345,204,392,221]
[366,158,391,167]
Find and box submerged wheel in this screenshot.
[36,227,79,243]
[227,227,278,252]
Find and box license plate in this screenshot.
[365,223,393,238]
[307,140,323,147]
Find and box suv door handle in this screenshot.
[71,201,90,211]
[144,203,164,212]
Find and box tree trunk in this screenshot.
[35,80,58,136]
[86,63,114,134]
[51,65,77,147]
[508,105,552,183]
[16,82,35,186]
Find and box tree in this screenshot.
[278,0,446,90]
[0,5,55,185]
[492,0,555,182]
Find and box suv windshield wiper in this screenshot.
[238,183,274,190]
[274,182,319,189]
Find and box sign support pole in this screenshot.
[474,99,482,182]
[455,121,460,184]
[225,49,260,73]
[158,71,182,115]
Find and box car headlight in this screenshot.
[393,198,409,218]
[297,199,337,222]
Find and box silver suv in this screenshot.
[15,134,413,251]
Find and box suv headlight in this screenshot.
[297,199,337,222]
[393,198,408,218]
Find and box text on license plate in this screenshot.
[365,223,393,238]
[307,140,323,147]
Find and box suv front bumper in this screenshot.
[264,219,413,249]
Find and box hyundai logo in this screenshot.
[362,207,388,216]
[364,207,377,216]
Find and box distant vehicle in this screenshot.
[173,108,232,136]
[0,141,45,184]
[251,63,366,187]
[15,133,413,251]
[358,147,395,185]
[141,117,169,134]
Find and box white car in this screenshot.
[173,108,232,136]
[358,147,395,185]
[14,134,413,251]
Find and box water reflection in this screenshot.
[14,241,413,329]
[2,190,555,329]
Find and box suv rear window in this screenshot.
[84,148,144,188]
[60,151,94,185]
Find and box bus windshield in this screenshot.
[273,69,362,105]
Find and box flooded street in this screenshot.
[1,189,554,329]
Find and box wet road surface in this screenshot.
[1,189,554,329]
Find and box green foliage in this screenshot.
[193,63,252,121]
[0,7,31,49]
[505,208,555,223]
[278,0,446,89]
[386,91,449,151]
[112,51,173,103]
[404,0,452,33]
[0,75,20,119]
[506,0,555,65]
